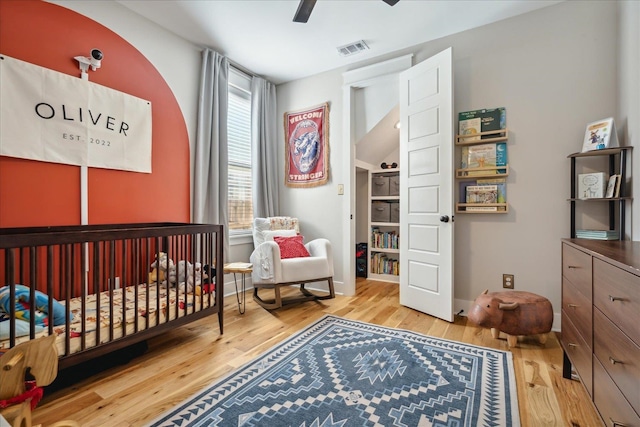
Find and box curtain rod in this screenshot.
[201,46,269,82]
[229,61,254,79]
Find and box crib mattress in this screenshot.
[0,283,215,356]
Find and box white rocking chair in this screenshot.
[249,217,335,309]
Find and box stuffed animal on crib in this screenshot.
[148,252,175,285]
[172,261,208,294]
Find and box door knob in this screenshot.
[439,215,450,223]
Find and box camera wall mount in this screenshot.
[74,48,103,80]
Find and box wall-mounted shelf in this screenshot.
[456,165,509,179]
[455,129,509,145]
[455,119,509,214]
[456,203,509,213]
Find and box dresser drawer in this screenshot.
[594,308,640,416]
[593,357,640,427]
[562,243,592,299]
[593,258,640,345]
[561,311,592,396]
[563,277,593,345]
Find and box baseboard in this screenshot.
[223,276,252,298]
[553,312,561,333]
[304,280,344,296]
[454,298,473,318]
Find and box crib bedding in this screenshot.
[0,283,214,356]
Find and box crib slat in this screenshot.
[5,249,16,347]
[80,241,87,352]
[47,246,54,338]
[94,241,101,348]
[28,247,37,339]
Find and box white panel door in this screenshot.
[399,48,454,322]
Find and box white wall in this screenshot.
[354,83,399,143]
[277,72,347,291]
[277,1,632,321]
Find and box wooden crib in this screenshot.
[0,222,223,369]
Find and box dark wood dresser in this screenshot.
[561,239,640,427]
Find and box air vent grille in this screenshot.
[337,40,369,57]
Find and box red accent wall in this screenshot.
[0,0,190,227]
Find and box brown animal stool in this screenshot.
[468,290,553,348]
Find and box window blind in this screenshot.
[228,78,253,231]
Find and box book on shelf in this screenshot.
[614,174,622,197]
[224,262,252,270]
[463,142,507,175]
[476,178,507,203]
[371,228,399,250]
[581,117,619,153]
[466,185,498,204]
[458,117,481,142]
[578,172,607,199]
[458,107,506,141]
[575,229,620,240]
[370,252,399,275]
[605,174,619,198]
[460,146,469,169]
[458,181,474,203]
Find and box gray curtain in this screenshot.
[251,77,279,218]
[193,48,229,261]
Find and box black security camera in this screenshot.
[89,49,103,70]
[91,49,103,61]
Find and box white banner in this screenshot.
[0,54,152,173]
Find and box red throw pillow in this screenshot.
[273,235,311,259]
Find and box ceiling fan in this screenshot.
[293,0,400,23]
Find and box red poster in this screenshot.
[284,103,329,188]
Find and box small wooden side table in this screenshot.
[223,262,252,314]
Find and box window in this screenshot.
[228,69,253,233]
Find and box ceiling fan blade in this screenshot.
[293,0,317,23]
[382,0,400,5]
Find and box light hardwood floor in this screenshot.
[32,279,602,426]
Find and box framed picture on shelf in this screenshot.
[578,172,606,199]
[581,117,618,152]
[605,174,618,198]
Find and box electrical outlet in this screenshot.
[503,274,514,289]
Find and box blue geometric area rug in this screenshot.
[148,315,520,427]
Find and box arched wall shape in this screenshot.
[0,0,190,226]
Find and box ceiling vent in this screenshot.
[337,40,369,57]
